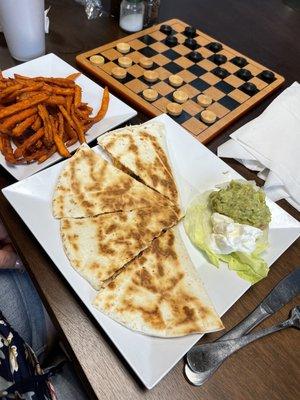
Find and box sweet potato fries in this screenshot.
[0,71,109,164]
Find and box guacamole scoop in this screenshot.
[209,180,271,229]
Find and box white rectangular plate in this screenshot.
[2,114,300,389]
[0,53,137,180]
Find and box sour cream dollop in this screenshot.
[209,213,263,255]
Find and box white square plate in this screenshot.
[2,114,300,389]
[0,53,137,180]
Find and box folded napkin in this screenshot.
[218,82,300,212]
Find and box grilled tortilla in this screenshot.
[60,206,179,289]
[93,227,223,337]
[53,144,178,219]
[97,122,179,206]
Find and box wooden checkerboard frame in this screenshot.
[76,19,284,143]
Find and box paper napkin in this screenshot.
[218,82,300,212]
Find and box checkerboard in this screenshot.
[76,19,284,143]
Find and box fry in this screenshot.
[42,84,75,96]
[32,115,42,131]
[0,84,24,102]
[74,85,82,108]
[38,104,52,147]
[53,130,71,158]
[2,135,16,163]
[0,93,49,120]
[0,107,37,131]
[37,145,56,164]
[66,96,73,114]
[92,86,110,123]
[66,72,81,81]
[14,127,45,159]
[58,113,64,138]
[71,106,85,143]
[12,115,36,137]
[58,105,77,132]
[45,95,66,106]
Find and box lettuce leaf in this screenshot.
[184,192,269,284]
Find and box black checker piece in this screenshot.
[140,35,156,45]
[240,82,258,96]
[139,46,158,58]
[184,38,198,50]
[218,96,240,111]
[215,81,234,94]
[184,26,197,38]
[207,42,223,52]
[162,49,181,60]
[212,67,230,79]
[236,68,253,81]
[160,24,172,35]
[209,54,227,65]
[165,35,178,47]
[231,56,247,67]
[258,70,275,83]
[188,51,202,62]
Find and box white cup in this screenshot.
[0,0,45,62]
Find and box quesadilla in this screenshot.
[60,206,179,289]
[97,122,179,206]
[93,227,223,337]
[53,144,179,219]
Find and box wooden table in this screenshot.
[0,1,299,399]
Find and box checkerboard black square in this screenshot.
[170,110,191,124]
[187,64,206,77]
[164,62,183,74]
[162,49,181,60]
[119,72,135,85]
[139,47,158,58]
[140,35,156,45]
[215,81,235,94]
[190,78,210,91]
[218,96,240,110]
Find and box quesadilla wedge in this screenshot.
[53,144,179,219]
[60,206,179,289]
[93,227,223,337]
[97,122,179,206]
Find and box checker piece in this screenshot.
[201,110,217,124]
[184,26,197,38]
[173,90,189,104]
[213,54,227,65]
[188,51,202,62]
[112,66,127,79]
[89,55,105,66]
[197,94,212,107]
[160,24,172,35]
[139,57,153,69]
[144,70,159,83]
[184,38,198,50]
[169,74,183,87]
[208,42,223,52]
[143,88,158,102]
[231,56,247,67]
[116,42,130,54]
[165,35,178,47]
[167,102,183,116]
[118,56,132,68]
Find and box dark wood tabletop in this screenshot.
[0,0,299,399]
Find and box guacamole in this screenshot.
[208,180,271,229]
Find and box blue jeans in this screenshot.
[0,269,88,399]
